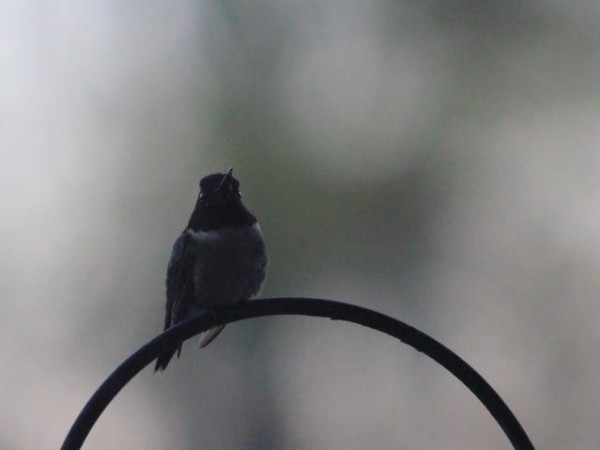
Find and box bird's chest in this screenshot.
[190,226,262,265]
[188,225,266,305]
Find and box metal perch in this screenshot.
[61,297,535,450]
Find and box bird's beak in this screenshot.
[217,167,233,192]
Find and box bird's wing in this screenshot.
[155,231,196,372]
[165,230,195,329]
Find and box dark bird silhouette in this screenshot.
[155,169,267,371]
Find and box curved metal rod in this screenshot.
[61,297,535,450]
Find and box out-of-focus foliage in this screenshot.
[2,1,600,449]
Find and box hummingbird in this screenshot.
[155,168,268,372]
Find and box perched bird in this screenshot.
[155,169,268,371]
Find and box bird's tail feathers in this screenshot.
[155,324,226,371]
[154,343,182,372]
[199,325,226,348]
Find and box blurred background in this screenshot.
[2,1,600,449]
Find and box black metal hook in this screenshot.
[61,297,535,450]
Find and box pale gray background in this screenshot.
[1,1,600,449]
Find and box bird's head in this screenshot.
[188,168,255,231]
[198,168,241,207]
